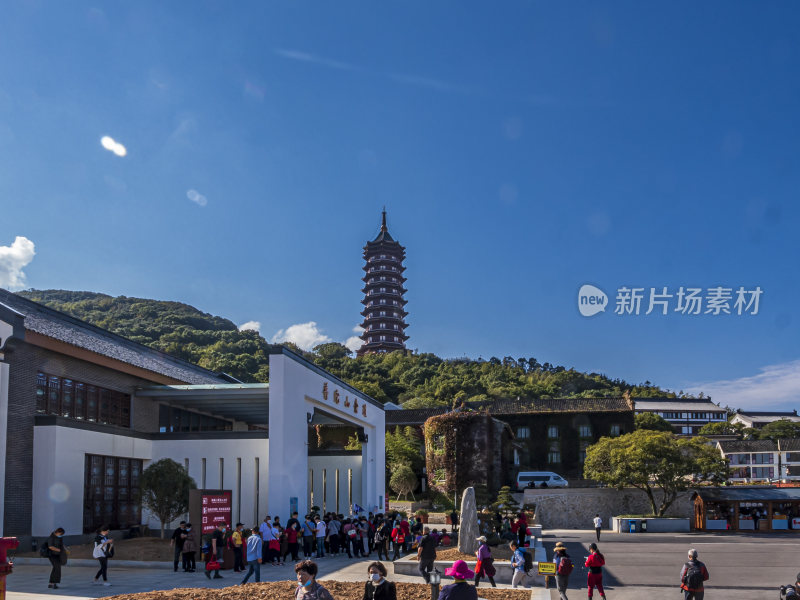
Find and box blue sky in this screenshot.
[1,2,799,410]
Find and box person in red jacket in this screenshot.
[584,543,606,600]
[399,517,411,554]
[679,548,710,600]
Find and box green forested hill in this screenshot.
[18,289,676,407]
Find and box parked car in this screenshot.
[516,471,568,489]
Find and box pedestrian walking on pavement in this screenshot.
[474,536,496,587]
[46,527,66,589]
[585,543,606,600]
[680,548,709,600]
[91,526,114,586]
[593,514,602,541]
[205,523,226,580]
[241,527,263,584]
[417,526,437,583]
[509,540,527,589]
[553,541,574,600]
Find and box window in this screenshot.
[380,311,386,316]
[579,450,586,463]
[610,424,621,436]
[159,405,232,432]
[36,373,130,427]
[548,451,561,464]
[547,425,559,439]
[752,453,774,464]
[579,425,592,438]
[380,335,386,341]
[752,466,774,479]
[516,427,530,439]
[393,336,399,342]
[786,453,800,463]
[729,453,750,465]
[513,449,520,466]
[661,412,679,419]
[84,454,142,533]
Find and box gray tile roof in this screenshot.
[718,439,777,453]
[635,398,724,412]
[0,289,225,385]
[384,396,633,426]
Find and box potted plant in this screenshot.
[415,509,429,524]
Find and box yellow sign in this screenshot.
[537,562,557,575]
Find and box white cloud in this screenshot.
[271,321,332,351]
[685,359,800,412]
[0,236,35,291]
[345,336,363,353]
[187,189,207,207]
[238,321,261,333]
[100,135,127,157]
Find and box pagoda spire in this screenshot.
[357,211,408,356]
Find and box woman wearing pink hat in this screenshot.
[438,560,478,600]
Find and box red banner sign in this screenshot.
[201,493,232,534]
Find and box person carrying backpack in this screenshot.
[509,540,527,589]
[680,548,709,600]
[554,541,573,600]
[584,542,606,600]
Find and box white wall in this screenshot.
[32,426,152,536]
[31,426,269,536]
[308,455,362,515]
[268,353,385,518]
[150,438,268,529]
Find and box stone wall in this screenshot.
[523,487,695,529]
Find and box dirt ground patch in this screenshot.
[106,581,529,600]
[435,545,513,562]
[14,537,174,561]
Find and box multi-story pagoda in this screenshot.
[357,210,409,356]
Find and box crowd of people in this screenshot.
[168,510,459,584]
[38,517,725,599]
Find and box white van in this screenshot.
[516,471,568,490]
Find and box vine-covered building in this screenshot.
[358,210,409,356]
[385,396,636,492]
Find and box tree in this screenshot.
[389,465,418,500]
[635,412,674,432]
[139,459,197,538]
[758,419,800,440]
[345,433,362,450]
[385,426,424,472]
[584,430,728,517]
[490,485,520,517]
[697,421,752,439]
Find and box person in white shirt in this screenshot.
[593,514,602,541]
[314,517,327,559]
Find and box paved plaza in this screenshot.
[6,529,798,599]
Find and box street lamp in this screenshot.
[429,568,441,600]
